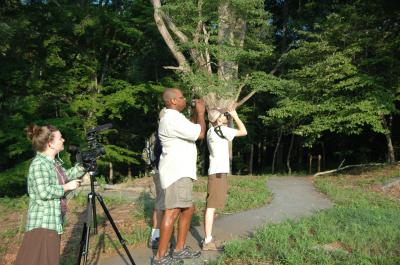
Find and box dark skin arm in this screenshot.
[193,99,206,140]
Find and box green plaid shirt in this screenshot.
[26,152,85,234]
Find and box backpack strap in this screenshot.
[214,126,226,139]
[153,130,162,169]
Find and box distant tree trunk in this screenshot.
[263,138,267,172]
[109,162,113,183]
[320,141,326,170]
[249,143,254,175]
[286,134,294,174]
[272,130,282,174]
[127,164,132,178]
[257,142,262,174]
[237,151,241,174]
[382,116,395,163]
[281,0,289,52]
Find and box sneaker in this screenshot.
[201,238,224,251]
[172,246,201,259]
[151,255,183,265]
[148,237,159,249]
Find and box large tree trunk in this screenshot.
[217,2,245,81]
[382,116,395,163]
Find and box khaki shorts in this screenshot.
[164,177,193,209]
[206,173,228,209]
[152,172,165,210]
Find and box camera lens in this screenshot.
[224,112,230,117]
[191,100,196,107]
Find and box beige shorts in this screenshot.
[206,173,228,209]
[164,177,193,209]
[152,172,165,210]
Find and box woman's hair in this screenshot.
[25,124,59,152]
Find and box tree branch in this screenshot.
[236,51,287,107]
[234,74,249,102]
[160,11,189,43]
[150,0,190,72]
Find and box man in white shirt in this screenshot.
[202,108,247,251]
[152,88,206,265]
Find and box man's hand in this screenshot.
[194,99,205,114]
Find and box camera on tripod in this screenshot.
[72,123,112,173]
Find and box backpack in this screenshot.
[142,131,162,169]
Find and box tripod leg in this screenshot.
[78,193,94,265]
[92,190,98,234]
[77,223,88,265]
[95,193,136,265]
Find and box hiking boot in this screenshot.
[148,237,159,249]
[172,246,201,259]
[151,255,183,265]
[201,238,224,251]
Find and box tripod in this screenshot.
[77,172,136,265]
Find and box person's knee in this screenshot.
[163,208,180,223]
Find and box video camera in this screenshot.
[71,123,112,173]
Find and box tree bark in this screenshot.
[127,164,132,178]
[272,129,282,174]
[150,0,190,72]
[382,116,396,163]
[109,162,113,183]
[257,141,262,174]
[249,143,254,175]
[286,134,294,174]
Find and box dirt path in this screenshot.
[94,177,332,265]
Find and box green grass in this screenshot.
[214,172,400,265]
[192,175,270,225]
[225,175,269,213]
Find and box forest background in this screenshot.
[1,0,399,197]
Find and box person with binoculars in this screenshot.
[152,88,206,265]
[15,124,84,265]
[202,108,247,251]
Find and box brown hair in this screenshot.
[25,124,59,152]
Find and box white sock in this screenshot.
[204,236,213,244]
[151,228,160,239]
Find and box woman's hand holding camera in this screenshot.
[63,179,82,192]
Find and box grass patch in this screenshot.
[215,166,400,265]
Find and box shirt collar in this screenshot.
[36,152,56,164]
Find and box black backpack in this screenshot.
[142,131,162,169]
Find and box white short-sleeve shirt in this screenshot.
[207,126,237,175]
[158,109,201,189]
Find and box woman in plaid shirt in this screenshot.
[15,124,84,265]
